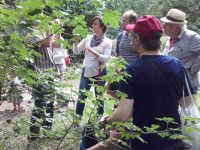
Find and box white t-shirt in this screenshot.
[52,46,66,64]
[73,35,112,77]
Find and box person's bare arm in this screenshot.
[86,136,121,150]
[87,99,134,150]
[85,45,100,59]
[107,99,133,123]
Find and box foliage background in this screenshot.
[0,0,200,149]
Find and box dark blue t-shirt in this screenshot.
[118,55,194,150]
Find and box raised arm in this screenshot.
[87,99,134,150]
[73,38,87,54]
[106,99,133,123]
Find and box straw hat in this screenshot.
[161,8,188,24]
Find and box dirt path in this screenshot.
[0,80,80,150]
[0,80,79,124]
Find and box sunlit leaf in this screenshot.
[103,9,120,28]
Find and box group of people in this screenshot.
[7,19,68,113]
[79,8,200,150]
[27,7,200,150]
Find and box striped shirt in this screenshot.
[33,45,56,73]
[29,34,56,73]
[116,31,139,64]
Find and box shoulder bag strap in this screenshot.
[183,72,197,106]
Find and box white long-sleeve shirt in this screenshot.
[73,35,112,77]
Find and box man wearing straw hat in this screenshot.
[161,8,200,94]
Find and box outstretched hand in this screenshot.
[98,116,108,127]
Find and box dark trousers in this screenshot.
[76,70,106,117]
[29,82,55,140]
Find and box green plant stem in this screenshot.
[55,123,74,150]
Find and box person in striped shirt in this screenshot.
[115,10,139,65]
[107,10,140,97]
[28,27,58,141]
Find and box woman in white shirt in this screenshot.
[51,19,67,80]
[73,16,112,118]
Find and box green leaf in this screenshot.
[184,126,194,134]
[20,0,44,16]
[17,69,36,85]
[145,124,160,133]
[30,49,43,58]
[45,0,60,8]
[19,46,27,59]
[71,15,86,26]
[10,32,18,40]
[136,135,147,143]
[62,40,72,49]
[78,0,85,3]
[53,9,63,18]
[156,117,178,124]
[170,134,183,140]
[73,25,88,38]
[28,8,42,16]
[158,132,170,138]
[103,9,120,28]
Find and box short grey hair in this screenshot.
[180,24,187,30]
[123,10,137,23]
[174,24,187,32]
